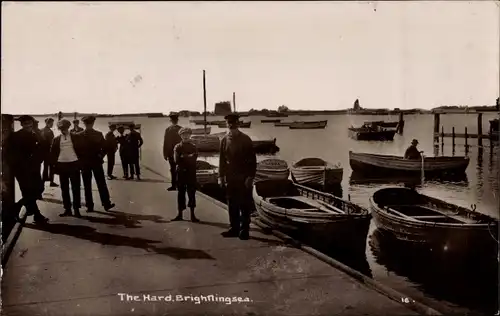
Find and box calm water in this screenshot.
[21,112,499,314]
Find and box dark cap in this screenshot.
[57,119,71,129]
[169,112,179,118]
[411,139,419,144]
[224,113,240,122]
[16,115,35,123]
[81,116,96,123]
[45,117,54,123]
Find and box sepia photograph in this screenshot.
[1,1,499,315]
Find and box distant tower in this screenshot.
[353,99,361,111]
[57,111,63,121]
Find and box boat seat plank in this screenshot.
[266,196,339,214]
[413,215,448,219]
[385,205,475,224]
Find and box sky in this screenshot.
[2,1,499,114]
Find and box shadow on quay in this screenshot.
[110,178,169,184]
[23,223,215,261]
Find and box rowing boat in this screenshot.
[191,126,211,135]
[253,179,371,253]
[217,121,251,128]
[349,151,469,176]
[190,135,220,152]
[370,187,499,256]
[196,160,218,186]
[289,120,327,129]
[348,123,396,141]
[255,159,290,183]
[274,121,293,127]
[291,158,343,188]
[261,119,281,123]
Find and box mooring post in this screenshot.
[440,125,444,146]
[464,126,468,152]
[452,126,455,147]
[1,114,15,242]
[433,113,440,144]
[397,112,405,134]
[477,113,483,147]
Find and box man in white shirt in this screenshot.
[50,119,83,217]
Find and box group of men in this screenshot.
[105,123,143,180]
[7,115,117,221]
[163,113,257,240]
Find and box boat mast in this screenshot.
[203,70,207,136]
[233,92,236,113]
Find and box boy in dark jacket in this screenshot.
[172,127,199,222]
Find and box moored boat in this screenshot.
[255,158,290,182]
[253,179,371,253]
[196,160,218,187]
[349,151,470,176]
[274,121,293,127]
[364,121,399,129]
[252,138,280,154]
[217,121,251,128]
[348,123,396,141]
[191,126,211,135]
[369,187,499,256]
[291,158,343,188]
[190,135,220,152]
[261,119,281,123]
[289,120,327,129]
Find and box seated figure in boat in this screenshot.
[404,139,421,160]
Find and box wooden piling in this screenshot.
[440,126,444,145]
[397,112,405,134]
[477,113,483,147]
[433,113,440,144]
[1,114,16,242]
[233,92,236,113]
[464,127,468,148]
[203,70,207,135]
[452,127,455,147]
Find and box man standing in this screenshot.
[70,119,84,134]
[116,125,131,179]
[163,113,182,191]
[218,113,257,240]
[79,116,115,212]
[50,119,83,217]
[127,123,143,180]
[105,124,118,180]
[41,117,59,187]
[404,139,422,160]
[6,115,48,223]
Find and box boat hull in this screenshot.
[191,126,211,135]
[349,151,470,175]
[289,120,327,129]
[291,167,343,187]
[190,135,220,152]
[274,122,292,127]
[348,128,396,141]
[255,159,290,182]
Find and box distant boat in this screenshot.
[291,158,343,188]
[363,121,399,129]
[217,121,251,128]
[255,159,290,183]
[191,126,211,135]
[261,119,281,123]
[196,160,218,186]
[253,179,371,254]
[191,134,220,152]
[349,151,470,176]
[289,120,327,129]
[348,122,396,141]
[370,187,499,256]
[274,121,293,127]
[266,112,288,118]
[489,119,499,141]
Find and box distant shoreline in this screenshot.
[5,106,498,118]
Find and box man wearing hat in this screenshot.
[70,119,84,134]
[171,127,199,222]
[6,115,48,223]
[79,115,115,212]
[41,117,59,187]
[50,119,83,217]
[218,113,257,240]
[163,113,182,190]
[105,124,118,180]
[404,139,422,160]
[116,125,131,179]
[127,123,144,180]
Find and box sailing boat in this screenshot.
[190,70,220,152]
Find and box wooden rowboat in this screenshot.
[364,121,399,129]
[254,179,371,253]
[255,158,290,183]
[349,151,469,176]
[196,160,218,186]
[370,187,499,256]
[217,121,251,128]
[348,124,396,141]
[274,121,293,127]
[291,158,343,188]
[191,126,211,135]
[190,135,220,152]
[289,120,327,129]
[261,119,281,123]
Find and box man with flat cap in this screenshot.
[105,124,118,180]
[6,115,48,223]
[70,119,84,134]
[41,117,59,187]
[116,125,131,179]
[79,115,115,212]
[218,113,257,240]
[163,113,182,190]
[404,139,422,160]
[127,123,144,180]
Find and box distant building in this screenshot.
[214,101,232,115]
[353,99,361,111]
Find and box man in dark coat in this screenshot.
[219,113,257,240]
[127,123,144,180]
[116,125,131,179]
[163,113,182,190]
[70,119,84,134]
[78,116,115,212]
[6,115,48,223]
[50,119,83,217]
[105,124,118,180]
[41,117,59,187]
[172,127,199,222]
[404,139,422,160]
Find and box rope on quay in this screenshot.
[142,163,443,315]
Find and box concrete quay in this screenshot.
[2,165,421,316]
